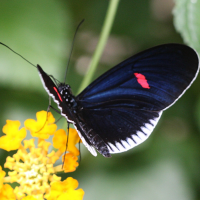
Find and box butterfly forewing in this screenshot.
[77,44,199,111]
[37,65,100,156]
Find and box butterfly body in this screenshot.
[37,44,199,157]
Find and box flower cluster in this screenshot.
[0,111,84,200]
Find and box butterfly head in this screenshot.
[58,83,71,94]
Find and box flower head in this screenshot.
[0,111,84,200]
[5,139,62,199]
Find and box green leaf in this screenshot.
[0,0,71,91]
[173,0,200,53]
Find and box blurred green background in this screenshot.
[0,0,200,200]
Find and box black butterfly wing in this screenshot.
[37,65,77,123]
[78,44,199,111]
[79,107,162,153]
[76,44,199,153]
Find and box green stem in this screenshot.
[77,0,120,94]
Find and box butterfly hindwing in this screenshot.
[79,107,162,153]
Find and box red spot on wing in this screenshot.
[134,73,150,89]
[53,87,63,102]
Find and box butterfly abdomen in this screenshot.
[74,120,111,157]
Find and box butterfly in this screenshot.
[37,43,199,157]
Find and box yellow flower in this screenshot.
[47,177,84,200]
[0,120,26,151]
[0,111,84,200]
[24,111,57,139]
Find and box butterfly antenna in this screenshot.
[63,19,85,84]
[0,42,36,68]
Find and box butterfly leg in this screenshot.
[38,96,62,132]
[62,122,71,168]
[35,97,53,132]
[47,96,61,114]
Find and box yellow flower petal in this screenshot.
[3,120,20,135]
[2,120,26,138]
[0,135,23,151]
[52,129,67,152]
[0,166,6,191]
[48,177,84,200]
[57,188,84,200]
[22,196,36,200]
[0,120,26,151]
[22,195,43,200]
[53,128,80,156]
[64,177,79,190]
[0,184,16,200]
[24,111,57,139]
[62,153,79,173]
[66,128,81,156]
